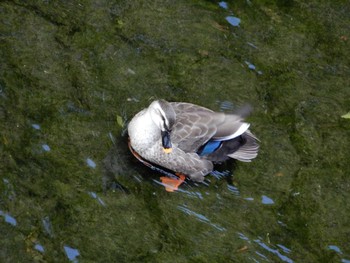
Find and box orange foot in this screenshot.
[160,174,186,192]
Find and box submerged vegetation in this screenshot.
[1,0,349,262]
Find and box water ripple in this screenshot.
[328,245,342,254]
[153,179,203,199]
[236,232,293,262]
[177,205,226,232]
[254,239,293,263]
[227,184,240,195]
[88,191,106,206]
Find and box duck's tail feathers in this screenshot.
[227,130,259,162]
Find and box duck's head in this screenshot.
[148,100,176,153]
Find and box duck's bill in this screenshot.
[163,147,172,153]
[161,130,172,153]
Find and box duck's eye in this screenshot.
[160,115,170,130]
[163,124,171,133]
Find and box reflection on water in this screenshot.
[42,144,51,152]
[218,1,263,77]
[247,42,258,49]
[210,169,231,179]
[245,61,256,70]
[277,244,292,254]
[108,132,116,145]
[65,102,91,115]
[152,179,204,199]
[226,16,241,27]
[237,232,293,262]
[217,100,234,111]
[86,158,96,169]
[88,191,106,206]
[34,244,45,253]
[245,61,263,75]
[64,246,80,262]
[3,178,16,202]
[42,216,54,237]
[238,232,250,241]
[218,1,241,27]
[227,184,240,195]
[175,188,204,199]
[177,205,226,232]
[218,1,228,10]
[254,238,293,263]
[329,245,342,254]
[32,124,41,130]
[0,210,17,226]
[328,243,350,262]
[261,195,274,205]
[1,0,350,262]
[277,220,287,227]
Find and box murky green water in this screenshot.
[1,0,350,262]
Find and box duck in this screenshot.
[128,100,259,188]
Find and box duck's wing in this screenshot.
[170,102,251,153]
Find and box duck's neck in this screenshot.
[128,109,161,152]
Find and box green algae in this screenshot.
[1,0,350,262]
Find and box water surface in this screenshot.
[1,0,350,262]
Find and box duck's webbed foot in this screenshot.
[160,173,186,192]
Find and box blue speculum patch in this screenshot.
[198,141,222,156]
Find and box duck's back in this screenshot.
[169,102,259,162]
[169,102,218,153]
